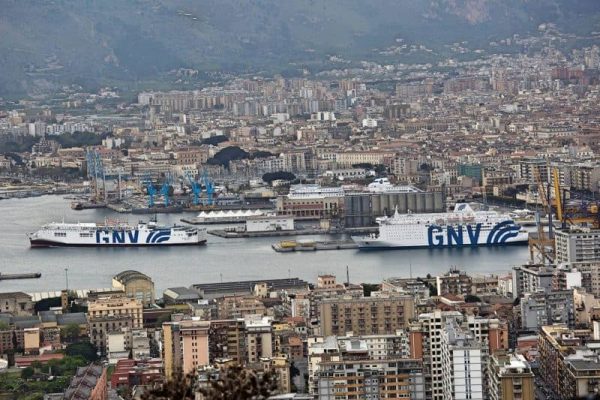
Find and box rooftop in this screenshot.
[113,270,153,284]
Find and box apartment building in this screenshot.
[511,264,554,299]
[436,268,473,296]
[440,320,484,400]
[409,310,508,400]
[162,319,210,378]
[316,358,425,400]
[318,293,415,336]
[488,352,535,400]
[88,295,143,355]
[245,315,273,364]
[555,227,600,264]
[538,324,600,398]
[520,290,575,331]
[307,332,423,399]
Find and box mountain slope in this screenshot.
[1,0,599,97]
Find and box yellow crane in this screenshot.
[553,168,563,226]
[529,165,554,264]
[552,166,600,228]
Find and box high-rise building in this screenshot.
[538,324,600,398]
[409,310,508,399]
[511,264,554,299]
[307,333,423,399]
[244,315,273,364]
[318,293,415,336]
[488,351,535,400]
[436,268,473,296]
[162,319,210,378]
[555,227,600,264]
[440,320,484,400]
[316,358,426,400]
[520,290,575,331]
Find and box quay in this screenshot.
[208,226,377,239]
[0,272,42,281]
[272,240,358,252]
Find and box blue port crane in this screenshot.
[202,170,214,206]
[186,172,202,205]
[160,172,173,207]
[144,175,157,207]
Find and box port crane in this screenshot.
[186,172,202,205]
[160,173,173,207]
[202,170,215,206]
[144,176,157,207]
[551,167,600,228]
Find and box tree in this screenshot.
[206,146,249,167]
[374,164,387,176]
[61,323,81,342]
[352,163,374,170]
[21,366,34,379]
[34,297,62,313]
[202,135,229,146]
[0,321,9,331]
[465,294,482,303]
[196,365,276,400]
[142,369,196,400]
[262,171,296,184]
[251,150,274,159]
[419,163,433,172]
[143,365,277,400]
[65,342,98,362]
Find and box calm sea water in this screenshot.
[0,195,530,295]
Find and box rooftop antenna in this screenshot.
[65,267,69,292]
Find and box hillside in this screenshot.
[1,0,599,97]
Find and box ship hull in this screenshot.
[352,216,530,250]
[28,222,207,248]
[30,239,206,248]
[352,238,528,250]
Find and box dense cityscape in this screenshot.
[3,6,600,400]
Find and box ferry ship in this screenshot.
[352,203,529,250]
[28,219,207,247]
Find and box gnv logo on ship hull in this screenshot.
[427,221,520,248]
[95,230,171,244]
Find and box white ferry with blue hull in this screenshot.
[28,219,207,247]
[352,204,529,250]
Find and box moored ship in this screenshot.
[28,218,207,247]
[352,203,529,250]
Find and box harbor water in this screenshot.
[0,196,531,294]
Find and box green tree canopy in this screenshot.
[262,171,296,184]
[65,342,98,362]
[206,146,249,168]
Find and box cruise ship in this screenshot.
[352,203,529,250]
[28,219,207,247]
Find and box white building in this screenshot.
[441,320,484,400]
[245,216,294,232]
[555,227,600,264]
[361,117,378,128]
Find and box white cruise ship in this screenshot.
[352,203,529,250]
[28,219,207,247]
